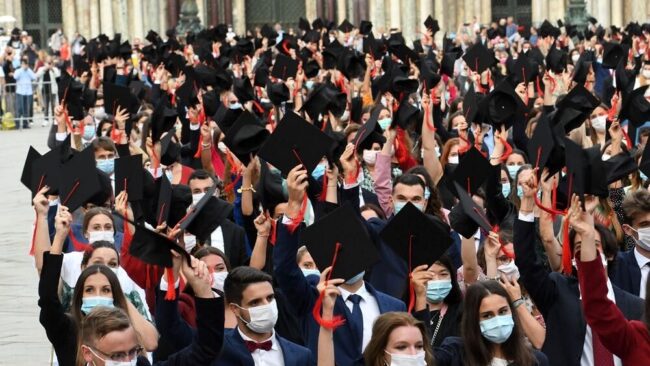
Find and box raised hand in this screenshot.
[181,256,213,298]
[317,267,344,314]
[54,206,73,237]
[338,143,357,177]
[32,186,50,218]
[253,213,271,237]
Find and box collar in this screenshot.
[634,248,650,269]
[236,327,279,351]
[339,281,370,302]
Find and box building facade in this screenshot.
[0,0,648,48]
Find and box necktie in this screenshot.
[348,294,364,352]
[244,340,273,352]
[592,331,614,366]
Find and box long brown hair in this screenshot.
[461,281,535,366]
[362,312,435,366]
[82,207,115,235]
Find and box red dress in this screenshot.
[577,258,650,365]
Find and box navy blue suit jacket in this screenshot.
[514,219,644,366]
[273,222,406,366]
[610,249,643,296]
[218,328,314,366]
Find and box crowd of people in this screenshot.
[20,12,650,366]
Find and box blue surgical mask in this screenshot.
[424,187,431,200]
[83,125,96,140]
[229,102,243,110]
[378,118,392,131]
[301,268,321,278]
[641,171,648,181]
[501,182,511,197]
[165,169,174,182]
[81,296,114,314]
[311,164,326,180]
[305,80,314,90]
[96,158,115,175]
[394,201,407,214]
[426,279,452,303]
[480,314,515,344]
[516,185,524,198]
[506,165,520,179]
[345,271,365,285]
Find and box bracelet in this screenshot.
[489,156,502,160]
[201,143,212,148]
[512,298,525,309]
[487,276,501,281]
[237,186,256,193]
[257,234,269,238]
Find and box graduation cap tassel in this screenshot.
[312,242,346,330]
[61,180,81,207]
[122,181,133,249]
[561,217,572,275]
[210,145,226,181]
[607,93,619,121]
[286,194,308,234]
[319,174,329,202]
[498,137,513,163]
[621,126,633,150]
[164,267,177,300]
[265,211,277,245]
[457,134,472,155]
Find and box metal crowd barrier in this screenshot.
[0,80,57,131]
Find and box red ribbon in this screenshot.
[286,194,308,234]
[499,137,513,163]
[312,242,346,330]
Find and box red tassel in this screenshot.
[29,210,38,256]
[561,218,572,275]
[458,134,472,155]
[536,75,543,98]
[194,134,204,159]
[165,267,176,300]
[122,208,133,249]
[319,174,328,202]
[210,145,225,180]
[268,216,277,246]
[312,243,346,330]
[286,194,308,234]
[499,137,513,163]
[345,159,361,185]
[621,124,633,150]
[223,173,242,194]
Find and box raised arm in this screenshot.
[500,274,546,349]
[461,235,480,287]
[375,128,396,216]
[33,187,53,274]
[316,267,344,366]
[538,169,562,271]
[249,212,271,270]
[421,94,444,185]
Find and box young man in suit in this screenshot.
[515,174,644,366]
[273,164,406,366]
[188,169,249,267]
[221,266,314,366]
[615,189,650,298]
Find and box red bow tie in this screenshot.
[245,340,272,352]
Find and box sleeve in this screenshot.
[156,296,225,366]
[272,222,319,316]
[512,115,530,152]
[433,105,453,142]
[576,258,637,357]
[513,219,557,317]
[374,153,394,217]
[116,143,131,158]
[155,288,196,352]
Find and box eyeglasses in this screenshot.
[87,345,143,362]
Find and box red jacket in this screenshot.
[577,258,650,365]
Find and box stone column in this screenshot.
[401,0,416,42]
[62,0,76,38]
[597,0,610,26]
[112,0,129,35]
[630,0,647,22]
[99,0,114,35]
[145,0,160,35]
[389,0,401,30]
[433,0,444,32]
[132,0,145,39]
[611,0,623,27]
[464,0,474,25]
[168,0,179,29]
[305,0,317,21]
[419,0,432,34]
[159,0,168,35]
[369,0,386,34]
[232,0,246,35]
[337,0,347,23]
[74,0,91,37]
[357,0,369,23]
[224,0,233,26]
[89,0,100,37]
[481,0,491,25]
[10,0,22,28]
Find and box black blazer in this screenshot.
[514,219,644,366]
[610,249,643,296]
[220,219,250,268]
[218,328,314,366]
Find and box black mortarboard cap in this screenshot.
[381,202,452,267]
[546,46,568,74]
[223,110,270,165]
[213,104,243,134]
[360,20,373,35]
[482,80,522,130]
[257,111,335,177]
[271,53,299,80]
[302,203,379,281]
[462,85,485,124]
[154,174,173,226]
[58,147,101,212]
[180,184,233,242]
[450,146,491,197]
[299,17,311,32]
[233,76,255,103]
[350,97,363,124]
[602,42,625,69]
[28,136,74,196]
[301,83,347,121]
[619,85,650,127]
[639,143,650,179]
[266,81,290,106]
[603,152,638,184]
[21,146,42,193]
[393,99,420,129]
[150,100,178,143]
[555,83,600,132]
[538,20,560,38]
[440,52,457,78]
[114,154,144,201]
[338,19,354,33]
[103,82,140,116]
[450,182,492,238]
[572,58,593,85]
[463,42,495,74]
[304,60,320,78]
[160,129,181,166]
[129,222,190,267]
[57,71,85,120]
[174,77,200,108]
[353,107,386,152]
[527,113,565,178]
[424,16,440,34]
[507,53,539,86]
[260,24,279,46]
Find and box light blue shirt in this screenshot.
[13,67,36,95]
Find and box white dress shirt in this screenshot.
[210,227,226,253]
[339,282,381,351]
[579,277,622,366]
[634,248,650,299]
[237,328,284,366]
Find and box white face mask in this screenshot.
[601,153,611,161]
[631,227,650,251]
[88,231,114,244]
[184,234,197,252]
[497,260,520,280]
[447,155,459,165]
[385,350,427,366]
[86,346,137,366]
[363,150,378,165]
[211,271,228,292]
[642,70,650,79]
[571,54,580,63]
[192,192,205,207]
[591,115,607,131]
[235,299,279,334]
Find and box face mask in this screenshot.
[394,200,407,214]
[81,296,114,314]
[506,165,520,179]
[363,150,378,165]
[165,169,174,182]
[447,155,459,165]
[305,80,314,90]
[385,350,427,366]
[631,227,650,251]
[571,54,580,63]
[192,192,205,207]
[211,271,228,291]
[229,102,242,110]
[597,57,603,63]
[516,185,524,198]
[480,314,515,344]
[641,171,648,181]
[88,231,114,244]
[501,182,511,197]
[184,234,197,252]
[426,279,452,303]
[235,299,279,334]
[591,115,607,131]
[311,164,326,180]
[86,347,138,366]
[424,187,431,200]
[97,158,115,175]
[413,202,425,212]
[601,153,611,161]
[435,146,441,157]
[83,125,96,140]
[345,271,365,285]
[340,110,350,122]
[301,268,321,277]
[381,96,388,107]
[643,70,650,79]
[497,261,520,280]
[378,118,392,131]
[217,141,228,153]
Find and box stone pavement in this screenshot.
[0,119,53,365]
